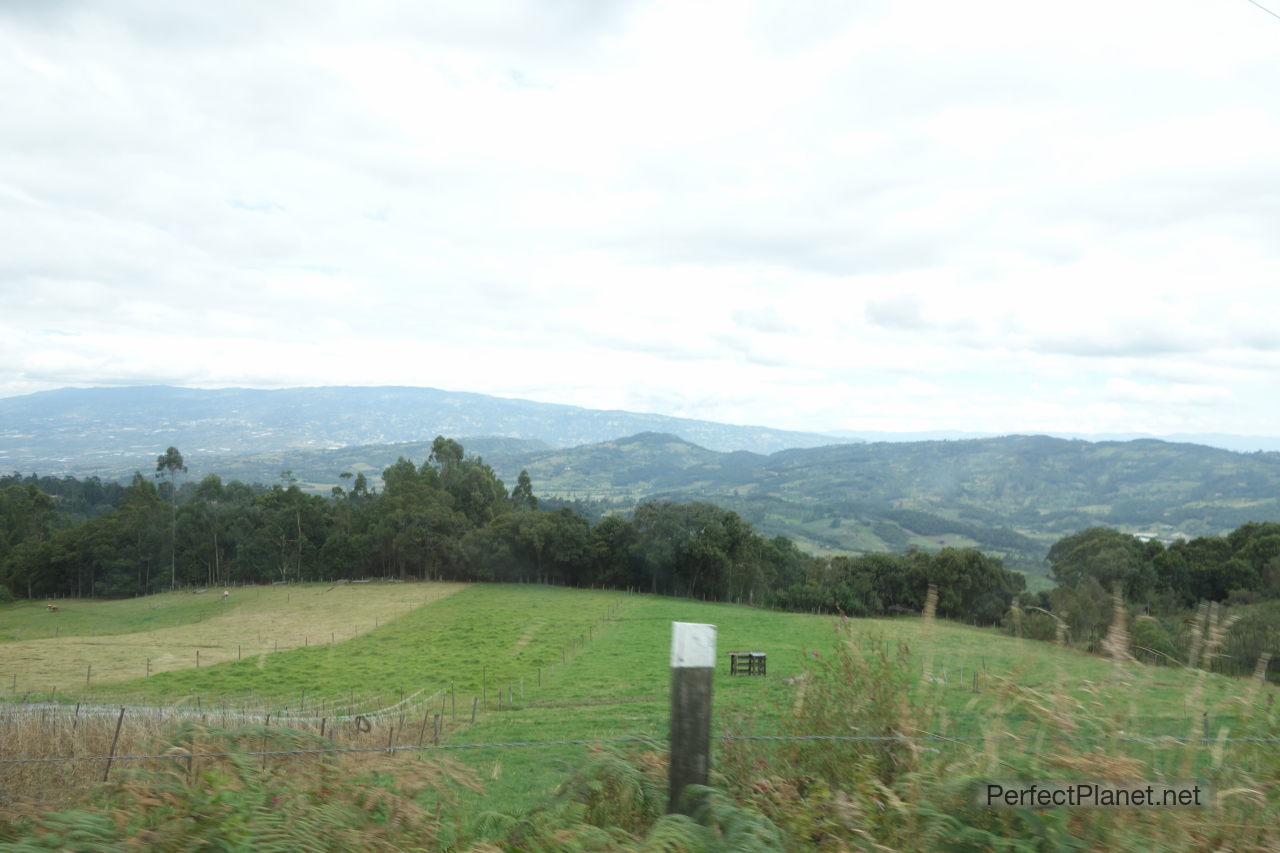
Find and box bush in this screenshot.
[1130,615,1181,665]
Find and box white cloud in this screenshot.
[1104,378,1234,407]
[1,0,1279,438]
[896,377,942,397]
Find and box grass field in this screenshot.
[0,582,467,692]
[2,585,1277,848]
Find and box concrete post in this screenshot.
[668,621,716,814]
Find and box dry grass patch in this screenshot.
[0,583,468,694]
[0,698,476,808]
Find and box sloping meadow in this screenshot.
[2,585,1277,849]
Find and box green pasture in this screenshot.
[3,585,1275,823]
[433,594,1276,817]
[0,591,244,642]
[88,584,624,704]
[0,583,468,691]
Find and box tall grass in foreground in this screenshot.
[0,688,460,808]
[713,620,1279,852]
[0,722,481,852]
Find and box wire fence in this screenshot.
[2,731,1279,767]
[2,687,446,727]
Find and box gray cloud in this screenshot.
[1028,329,1211,359]
[865,294,928,331]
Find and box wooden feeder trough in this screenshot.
[727,651,767,676]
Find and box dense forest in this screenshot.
[1,438,1276,679]
[1015,524,1280,680]
[0,439,1021,625]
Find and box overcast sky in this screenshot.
[2,0,1278,437]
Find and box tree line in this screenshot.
[0,438,1025,625]
[1015,524,1280,680]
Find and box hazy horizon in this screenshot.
[5,382,1280,454]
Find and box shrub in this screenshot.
[1130,615,1181,666]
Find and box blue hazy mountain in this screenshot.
[0,385,851,474]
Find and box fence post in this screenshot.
[668,621,715,815]
[102,706,126,782]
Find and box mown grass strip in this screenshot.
[91,584,623,704]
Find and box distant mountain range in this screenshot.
[4,387,1278,480]
[4,386,1280,584]
[0,385,845,474]
[828,429,1280,453]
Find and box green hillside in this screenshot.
[478,433,1280,576]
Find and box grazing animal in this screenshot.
[222,590,229,601]
[46,604,59,612]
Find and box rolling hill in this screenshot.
[473,432,1280,575]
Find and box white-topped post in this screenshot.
[669,621,716,814]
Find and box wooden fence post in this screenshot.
[668,622,715,815]
[102,707,126,782]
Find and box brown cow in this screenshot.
[46,604,59,613]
